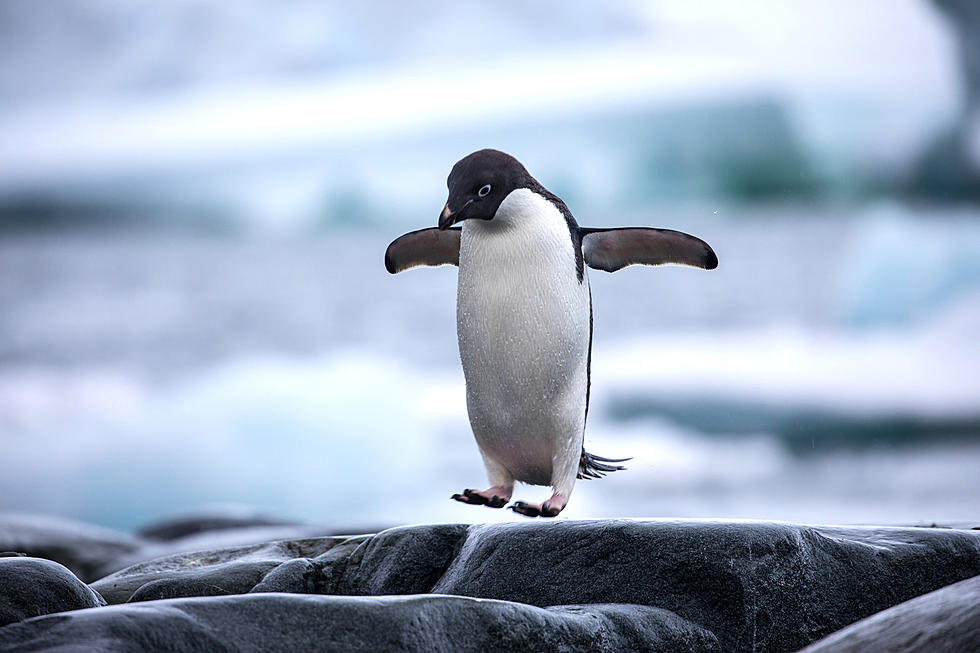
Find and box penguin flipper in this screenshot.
[580,227,718,272]
[385,227,461,274]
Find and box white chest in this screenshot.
[456,189,591,416]
[457,189,589,342]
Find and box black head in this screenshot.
[438,149,532,229]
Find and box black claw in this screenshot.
[467,489,491,505]
[452,490,485,505]
[540,504,560,517]
[486,495,508,509]
[453,488,509,507]
[509,501,541,518]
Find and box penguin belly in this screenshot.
[456,190,591,487]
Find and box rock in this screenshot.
[100,525,351,581]
[0,514,143,583]
[93,525,469,603]
[137,511,302,541]
[0,511,379,584]
[0,593,720,653]
[247,534,370,595]
[797,573,980,653]
[0,557,106,627]
[88,520,980,652]
[92,536,364,604]
[321,524,470,596]
[428,521,980,653]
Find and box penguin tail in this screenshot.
[577,450,631,480]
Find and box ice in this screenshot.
[1,304,977,529]
[595,295,980,419]
[0,214,976,529]
[0,353,465,527]
[838,205,980,327]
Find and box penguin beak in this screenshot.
[438,203,455,230]
[438,199,472,229]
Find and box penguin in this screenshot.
[385,149,717,517]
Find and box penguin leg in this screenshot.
[451,448,514,509]
[511,431,580,518]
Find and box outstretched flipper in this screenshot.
[577,450,630,480]
[580,227,718,272]
[385,227,461,274]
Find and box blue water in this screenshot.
[1,204,978,529]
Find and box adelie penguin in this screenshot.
[385,149,717,518]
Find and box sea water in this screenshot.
[0,205,978,529]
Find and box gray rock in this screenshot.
[94,525,468,603]
[0,593,720,653]
[325,524,470,596]
[428,521,980,652]
[0,514,143,583]
[99,524,351,581]
[0,510,390,586]
[248,534,370,595]
[797,573,980,653]
[87,520,980,652]
[0,557,106,627]
[92,536,364,604]
[137,511,301,541]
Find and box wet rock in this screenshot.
[328,524,470,596]
[0,509,389,585]
[0,557,105,627]
[0,593,720,653]
[0,514,142,583]
[92,536,362,604]
[798,573,980,653]
[87,520,980,653]
[100,525,349,581]
[137,511,301,541]
[429,521,980,652]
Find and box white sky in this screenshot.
[0,1,961,198]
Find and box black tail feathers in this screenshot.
[577,450,631,480]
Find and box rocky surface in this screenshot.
[0,556,105,627]
[136,511,303,541]
[0,512,369,582]
[0,513,143,583]
[0,517,978,652]
[799,573,980,653]
[105,536,359,604]
[0,594,720,653]
[86,520,980,653]
[101,524,351,581]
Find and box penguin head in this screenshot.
[438,149,530,229]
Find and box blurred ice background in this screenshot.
[1,0,978,530]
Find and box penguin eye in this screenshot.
[477,184,492,197]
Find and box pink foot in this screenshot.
[510,493,567,518]
[451,486,512,509]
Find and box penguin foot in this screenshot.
[509,494,567,518]
[451,487,511,509]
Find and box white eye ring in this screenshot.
[478,184,491,197]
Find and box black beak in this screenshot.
[438,203,455,230]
